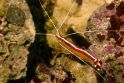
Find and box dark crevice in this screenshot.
[66,27,91,49]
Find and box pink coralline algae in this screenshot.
[103,42,116,55]
[85,1,124,83]
[30,62,69,83]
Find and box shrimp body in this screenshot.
[39,0,102,70]
[39,0,106,81]
[56,32,102,70]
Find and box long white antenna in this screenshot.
[58,0,76,30]
[36,30,124,36]
[39,0,76,33]
[36,33,55,36]
[39,0,58,32]
[60,30,124,38]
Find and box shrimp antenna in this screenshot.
[39,0,58,32]
[58,0,76,30]
[64,30,124,38]
[39,0,76,34]
[36,30,124,37]
[36,33,55,36]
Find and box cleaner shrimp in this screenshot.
[37,0,107,82]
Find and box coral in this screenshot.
[30,62,68,83]
[0,0,35,83]
[85,1,124,83]
[30,54,97,83]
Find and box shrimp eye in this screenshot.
[94,59,102,70]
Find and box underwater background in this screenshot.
[0,0,124,83]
